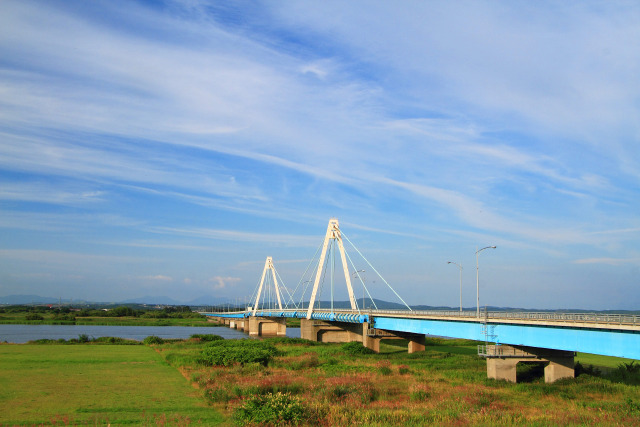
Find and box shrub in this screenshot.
[190,334,223,342]
[410,389,431,402]
[341,341,375,355]
[78,334,91,343]
[30,339,59,344]
[200,339,280,367]
[110,306,139,317]
[94,336,138,344]
[265,337,316,346]
[143,336,165,345]
[53,313,76,321]
[575,361,601,377]
[233,392,313,426]
[398,364,411,375]
[378,366,393,376]
[326,381,378,404]
[608,361,640,385]
[25,313,44,321]
[204,387,231,403]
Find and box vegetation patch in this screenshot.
[143,335,165,345]
[190,333,224,342]
[341,341,375,355]
[201,339,280,367]
[233,392,317,426]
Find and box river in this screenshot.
[0,324,301,343]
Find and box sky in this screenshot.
[0,0,639,310]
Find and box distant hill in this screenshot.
[120,295,185,305]
[0,295,64,305]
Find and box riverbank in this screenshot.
[0,315,220,327]
[0,323,259,343]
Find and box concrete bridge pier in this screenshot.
[483,345,575,383]
[206,316,223,324]
[300,319,361,343]
[300,320,426,354]
[364,326,426,354]
[248,316,287,337]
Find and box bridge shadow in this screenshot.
[516,362,546,383]
[379,339,409,354]
[576,361,640,386]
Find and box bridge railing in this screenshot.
[367,309,640,326]
[205,308,640,327]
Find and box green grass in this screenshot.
[576,352,639,369]
[0,344,223,425]
[3,335,640,426]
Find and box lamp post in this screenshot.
[476,245,496,318]
[447,261,463,313]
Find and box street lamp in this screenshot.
[447,261,463,313]
[476,245,496,318]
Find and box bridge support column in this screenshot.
[365,323,426,354]
[206,316,223,325]
[248,316,286,337]
[300,319,361,343]
[236,319,245,332]
[483,345,574,383]
[407,335,426,354]
[362,325,381,352]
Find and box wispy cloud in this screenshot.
[149,226,319,247]
[142,275,174,282]
[574,258,640,266]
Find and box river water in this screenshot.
[0,324,301,343]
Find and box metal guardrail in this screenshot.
[377,309,640,326]
[203,308,640,327]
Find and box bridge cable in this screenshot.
[273,265,298,310]
[341,231,413,311]
[248,274,263,312]
[287,239,324,310]
[343,248,376,312]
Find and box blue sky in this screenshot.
[1,0,639,309]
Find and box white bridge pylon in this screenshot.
[306,219,358,320]
[252,256,283,316]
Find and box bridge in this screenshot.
[202,219,640,384]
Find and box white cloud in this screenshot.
[208,276,241,290]
[142,275,174,282]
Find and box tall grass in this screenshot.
[159,336,640,425]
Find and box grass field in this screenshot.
[0,344,223,426]
[2,336,639,426]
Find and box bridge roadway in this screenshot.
[203,308,640,383]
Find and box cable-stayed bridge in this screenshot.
[202,219,640,384]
